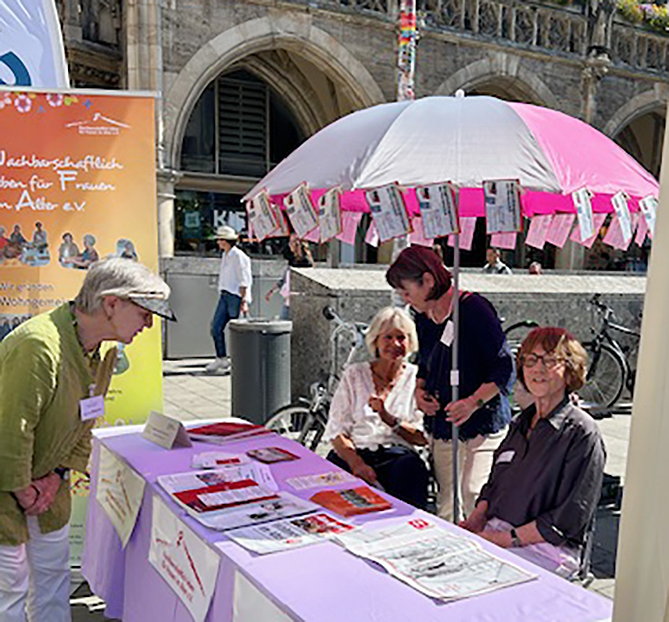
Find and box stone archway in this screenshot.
[606,94,666,180]
[434,54,559,108]
[603,88,669,139]
[164,13,385,171]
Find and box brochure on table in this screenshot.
[149,496,220,622]
[96,445,145,548]
[158,467,318,531]
[224,512,356,555]
[336,519,536,602]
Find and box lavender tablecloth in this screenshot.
[82,428,613,622]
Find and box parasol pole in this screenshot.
[451,208,461,523]
[450,89,466,523]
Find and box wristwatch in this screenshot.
[510,528,522,548]
[54,467,70,482]
[391,417,403,433]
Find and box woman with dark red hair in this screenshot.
[387,246,514,521]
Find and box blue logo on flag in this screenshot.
[0,52,31,86]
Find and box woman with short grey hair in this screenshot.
[0,258,175,621]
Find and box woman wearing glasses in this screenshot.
[460,326,606,578]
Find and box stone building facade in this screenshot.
[55,0,668,269]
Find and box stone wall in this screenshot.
[290,267,645,398]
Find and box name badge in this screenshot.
[80,395,105,421]
[496,450,515,465]
[440,320,454,347]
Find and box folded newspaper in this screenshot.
[336,519,536,602]
[157,467,317,531]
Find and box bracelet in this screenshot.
[391,417,403,433]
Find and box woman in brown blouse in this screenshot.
[460,327,606,578]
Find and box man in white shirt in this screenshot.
[482,248,512,275]
[206,226,252,373]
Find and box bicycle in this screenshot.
[264,306,368,451]
[579,294,640,409]
[503,319,540,358]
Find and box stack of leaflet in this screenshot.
[188,421,274,445]
[158,466,318,531]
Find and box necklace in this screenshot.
[371,362,404,396]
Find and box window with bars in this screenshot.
[180,69,303,178]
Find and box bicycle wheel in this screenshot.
[265,404,325,450]
[579,342,626,409]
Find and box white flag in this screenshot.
[0,0,69,88]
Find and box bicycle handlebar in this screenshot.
[589,294,614,318]
[323,306,368,335]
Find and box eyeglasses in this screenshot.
[522,352,563,369]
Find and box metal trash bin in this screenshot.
[228,319,292,424]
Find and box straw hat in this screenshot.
[213,226,239,241]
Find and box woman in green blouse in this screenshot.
[0,258,175,622]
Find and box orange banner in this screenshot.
[0,88,162,562]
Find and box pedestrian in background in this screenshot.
[482,248,512,274]
[265,233,313,319]
[0,258,175,622]
[206,226,252,374]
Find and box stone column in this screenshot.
[127,0,173,257]
[61,0,83,42]
[580,56,610,125]
[156,171,179,259]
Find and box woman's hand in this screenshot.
[350,459,379,486]
[14,485,39,513]
[16,473,61,516]
[415,379,440,416]
[368,394,386,416]
[459,513,487,534]
[445,396,478,426]
[28,473,61,515]
[480,530,513,548]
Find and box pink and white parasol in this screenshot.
[244,95,658,249]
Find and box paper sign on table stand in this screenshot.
[149,496,220,622]
[142,411,192,449]
[96,445,145,548]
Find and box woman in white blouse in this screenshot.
[324,307,429,509]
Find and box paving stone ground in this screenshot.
[73,357,628,618]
